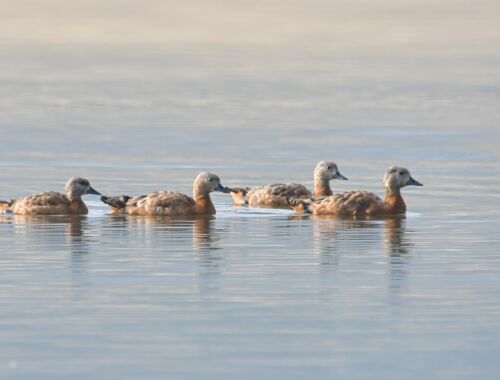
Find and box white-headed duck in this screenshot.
[8,177,101,215]
[101,171,230,216]
[288,166,422,216]
[229,160,347,208]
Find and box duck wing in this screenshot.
[101,195,147,211]
[317,191,385,216]
[20,192,70,206]
[133,192,196,215]
[265,183,312,198]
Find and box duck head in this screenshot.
[314,160,348,182]
[383,166,423,195]
[65,177,101,201]
[193,172,230,199]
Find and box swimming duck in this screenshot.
[0,199,14,213]
[101,172,230,216]
[8,177,101,215]
[228,160,347,208]
[288,166,422,216]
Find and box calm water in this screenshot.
[1,1,500,379]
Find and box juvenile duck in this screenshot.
[229,160,347,208]
[288,166,422,216]
[101,172,230,216]
[9,177,101,215]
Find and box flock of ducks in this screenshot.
[0,161,423,218]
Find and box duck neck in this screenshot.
[195,195,216,214]
[68,196,88,214]
[314,177,332,197]
[384,190,406,214]
[194,187,216,214]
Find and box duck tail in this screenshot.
[227,187,249,205]
[0,199,15,213]
[100,195,131,212]
[286,197,312,213]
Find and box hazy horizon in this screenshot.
[1,1,499,51]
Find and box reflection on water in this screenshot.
[298,214,412,264]
[1,198,500,378]
[384,217,409,257]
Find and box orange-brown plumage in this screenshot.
[289,166,422,217]
[0,200,13,213]
[101,172,229,216]
[247,183,312,208]
[10,177,100,215]
[229,160,347,208]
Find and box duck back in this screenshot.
[248,183,312,208]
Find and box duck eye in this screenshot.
[399,171,405,176]
[327,166,332,170]
[207,177,213,182]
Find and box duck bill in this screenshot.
[87,186,102,195]
[334,172,348,180]
[215,184,230,193]
[407,177,423,186]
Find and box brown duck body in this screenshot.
[101,172,229,217]
[125,191,215,216]
[232,160,347,208]
[4,177,100,216]
[303,191,407,217]
[247,183,312,208]
[11,192,89,215]
[289,166,422,217]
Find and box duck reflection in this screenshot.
[106,214,221,270]
[307,215,380,268]
[383,216,410,257]
[2,214,87,245]
[295,214,412,271]
[0,214,91,279]
[303,214,413,295]
[192,217,223,281]
[63,216,92,283]
[382,216,412,291]
[192,217,217,252]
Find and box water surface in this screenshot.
[1,1,500,378]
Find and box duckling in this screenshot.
[101,172,230,216]
[9,177,101,215]
[288,166,422,216]
[229,160,347,208]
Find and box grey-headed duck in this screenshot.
[229,160,347,208]
[288,166,422,216]
[7,177,101,215]
[101,171,230,216]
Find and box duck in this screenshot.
[0,199,14,213]
[228,160,347,208]
[7,177,101,215]
[100,171,230,216]
[288,166,422,217]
